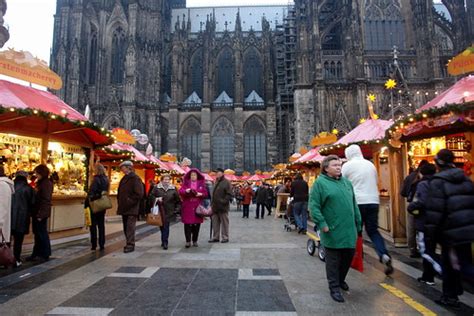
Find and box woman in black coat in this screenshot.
[88,164,109,251]
[27,164,53,262]
[11,171,35,267]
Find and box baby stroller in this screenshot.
[307,226,325,261]
[283,200,297,232]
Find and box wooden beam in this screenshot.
[50,127,86,135]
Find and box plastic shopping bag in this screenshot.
[351,236,364,272]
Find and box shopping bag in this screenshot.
[146,199,163,226]
[84,207,92,227]
[351,236,364,272]
[90,191,112,213]
[0,232,15,267]
[195,204,213,217]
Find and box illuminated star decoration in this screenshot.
[367,94,376,102]
[385,79,397,90]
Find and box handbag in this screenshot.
[0,232,15,267]
[350,236,364,272]
[195,204,213,217]
[146,198,163,226]
[90,191,112,213]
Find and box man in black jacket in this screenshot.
[426,149,474,309]
[290,173,309,234]
[401,159,429,258]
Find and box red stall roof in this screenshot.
[334,119,393,145]
[417,75,474,112]
[0,80,87,120]
[294,147,325,163]
[0,80,112,146]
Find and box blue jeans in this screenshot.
[160,222,170,244]
[292,201,308,230]
[359,204,388,260]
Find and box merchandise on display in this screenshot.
[47,142,87,196]
[0,133,42,175]
[408,134,468,167]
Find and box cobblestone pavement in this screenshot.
[0,209,473,315]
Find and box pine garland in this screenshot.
[0,105,114,146]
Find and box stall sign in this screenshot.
[0,133,42,147]
[112,128,136,144]
[448,46,474,76]
[48,142,84,154]
[402,122,424,136]
[0,49,63,90]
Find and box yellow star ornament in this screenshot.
[367,94,376,102]
[385,79,397,90]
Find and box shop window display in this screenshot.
[0,133,42,175]
[408,134,468,168]
[47,142,87,196]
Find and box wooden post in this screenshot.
[388,145,407,246]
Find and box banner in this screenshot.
[0,49,63,90]
[448,46,474,76]
[112,128,136,144]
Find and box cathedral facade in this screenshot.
[51,0,473,170]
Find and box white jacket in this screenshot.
[0,177,14,242]
[342,145,380,205]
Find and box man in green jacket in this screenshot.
[309,155,362,303]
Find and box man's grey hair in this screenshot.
[321,155,340,175]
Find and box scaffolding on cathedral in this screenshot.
[275,3,296,162]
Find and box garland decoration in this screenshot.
[0,105,115,146]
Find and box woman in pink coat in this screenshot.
[179,168,208,248]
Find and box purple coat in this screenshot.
[179,168,208,224]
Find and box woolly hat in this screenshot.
[434,149,455,167]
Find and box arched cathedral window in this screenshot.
[111,26,126,84]
[364,1,406,51]
[243,47,263,97]
[322,23,342,51]
[217,47,234,98]
[211,117,235,170]
[191,48,203,99]
[180,117,201,168]
[88,29,98,85]
[163,54,172,98]
[244,116,267,172]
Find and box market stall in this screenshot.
[388,75,474,180]
[0,79,113,232]
[289,147,325,187]
[320,119,403,243]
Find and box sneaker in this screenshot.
[382,254,394,275]
[417,277,435,286]
[208,239,219,243]
[193,242,198,247]
[123,246,134,253]
[185,242,191,248]
[14,260,22,268]
[221,240,229,243]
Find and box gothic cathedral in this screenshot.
[51,0,473,172]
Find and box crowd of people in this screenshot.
[309,145,473,309]
[1,145,472,311]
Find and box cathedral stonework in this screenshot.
[51,0,472,171]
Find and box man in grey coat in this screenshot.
[209,168,232,243]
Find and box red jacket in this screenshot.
[240,187,254,205]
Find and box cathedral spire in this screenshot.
[235,8,242,33]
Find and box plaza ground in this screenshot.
[0,208,473,315]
